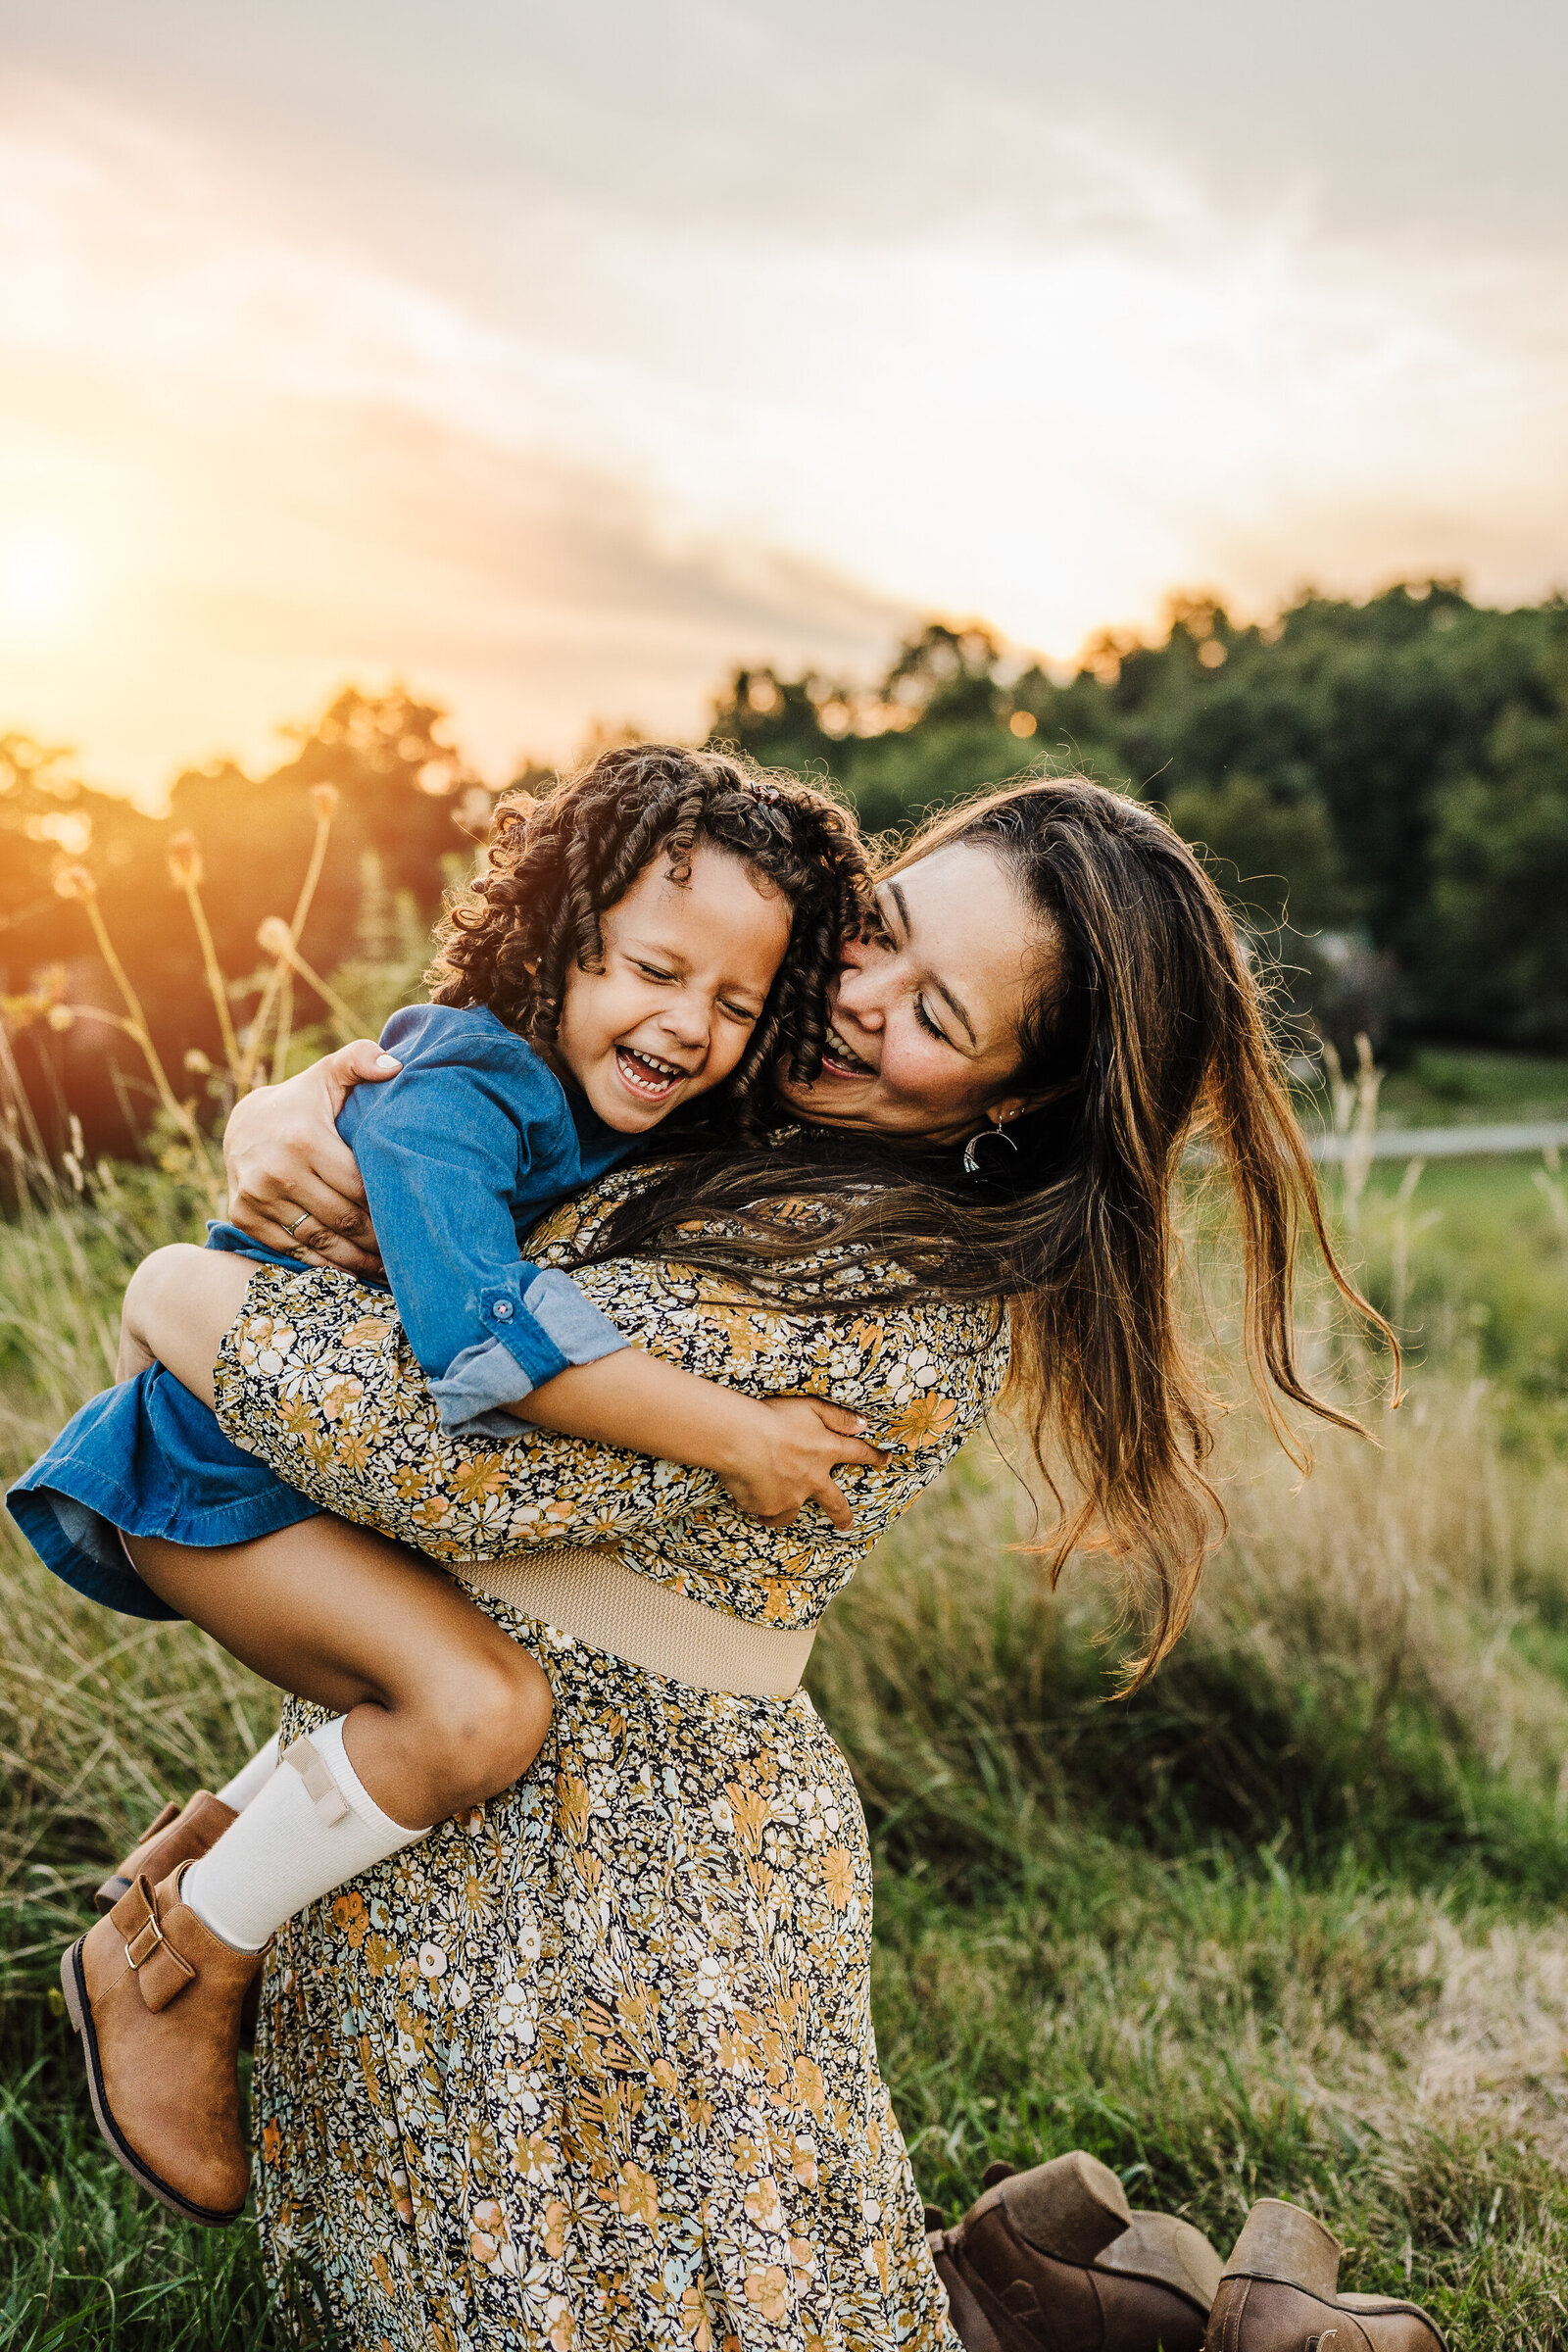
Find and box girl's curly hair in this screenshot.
[427,742,871,1135]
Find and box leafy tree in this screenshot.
[1158,774,1361,932]
[11,587,1568,1157]
[1427,675,1568,1045]
[1,692,485,1152]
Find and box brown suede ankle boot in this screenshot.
[95,1789,237,1914]
[930,2151,1222,2352]
[61,1861,264,2227]
[1207,2201,1448,2351]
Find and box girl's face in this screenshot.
[555,842,791,1134]
[773,841,1054,1145]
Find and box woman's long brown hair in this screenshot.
[582,777,1398,1689]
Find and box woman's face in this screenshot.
[774,840,1054,1145]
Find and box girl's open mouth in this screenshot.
[614,1046,689,1101]
[819,1023,875,1079]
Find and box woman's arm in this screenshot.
[222,1040,400,1275]
[216,1037,884,1517]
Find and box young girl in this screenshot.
[10,743,886,2228]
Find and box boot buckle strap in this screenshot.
[123,1912,165,1971]
[119,1873,198,2010]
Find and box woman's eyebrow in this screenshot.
[888,880,977,1045]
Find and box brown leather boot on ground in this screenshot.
[930,2150,1222,2352]
[95,1789,237,1914]
[1207,2200,1448,2351]
[61,1861,264,2227]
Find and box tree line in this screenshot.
[3,582,1565,1152]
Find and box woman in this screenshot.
[181,779,1388,2350]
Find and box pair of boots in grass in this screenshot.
[929,2153,1448,2350]
[69,1766,1449,2351]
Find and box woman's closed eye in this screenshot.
[914,995,953,1046]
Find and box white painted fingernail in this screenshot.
[373,1054,401,1072]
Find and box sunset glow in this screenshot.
[0,529,80,635]
[3,4,1566,803]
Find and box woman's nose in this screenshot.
[835,953,886,1030]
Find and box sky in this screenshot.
[3,0,1567,806]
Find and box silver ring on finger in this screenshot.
[284,1211,310,1238]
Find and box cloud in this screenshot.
[1,56,1566,799]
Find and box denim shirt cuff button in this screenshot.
[492,1301,514,1320]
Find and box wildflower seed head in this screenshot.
[167,830,204,889]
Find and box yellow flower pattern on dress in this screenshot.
[217,1169,1009,2352]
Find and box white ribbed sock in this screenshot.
[182,1716,429,1952]
[215,1732,281,1813]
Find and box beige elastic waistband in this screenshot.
[456,1544,815,1699]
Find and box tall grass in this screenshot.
[821,1385,1568,1901]
[820,1379,1568,2343]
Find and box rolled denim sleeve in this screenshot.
[429,1267,627,1436]
[338,1033,628,1436]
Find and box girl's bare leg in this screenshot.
[128,1518,549,1832]
[118,1243,553,1823]
[63,1252,551,2226]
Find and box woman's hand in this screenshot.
[222,1040,400,1277]
[719,1397,889,1532]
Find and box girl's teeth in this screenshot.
[616,1048,683,1096]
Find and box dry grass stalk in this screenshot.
[238,782,340,1089]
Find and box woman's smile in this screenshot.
[817,1014,877,1079]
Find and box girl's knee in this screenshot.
[122,1243,203,1338]
[423,1646,552,1810]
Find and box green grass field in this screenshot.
[5,1054,1568,2347]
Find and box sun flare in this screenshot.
[0,528,80,635]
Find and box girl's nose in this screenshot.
[659,990,710,1052]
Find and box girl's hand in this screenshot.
[223,1041,399,1276]
[718,1397,889,1532]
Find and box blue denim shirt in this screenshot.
[6,1003,639,1618]
[333,1002,635,1432]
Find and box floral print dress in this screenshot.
[213,1172,1009,2352]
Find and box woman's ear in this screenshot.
[988,1082,1067,1127]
